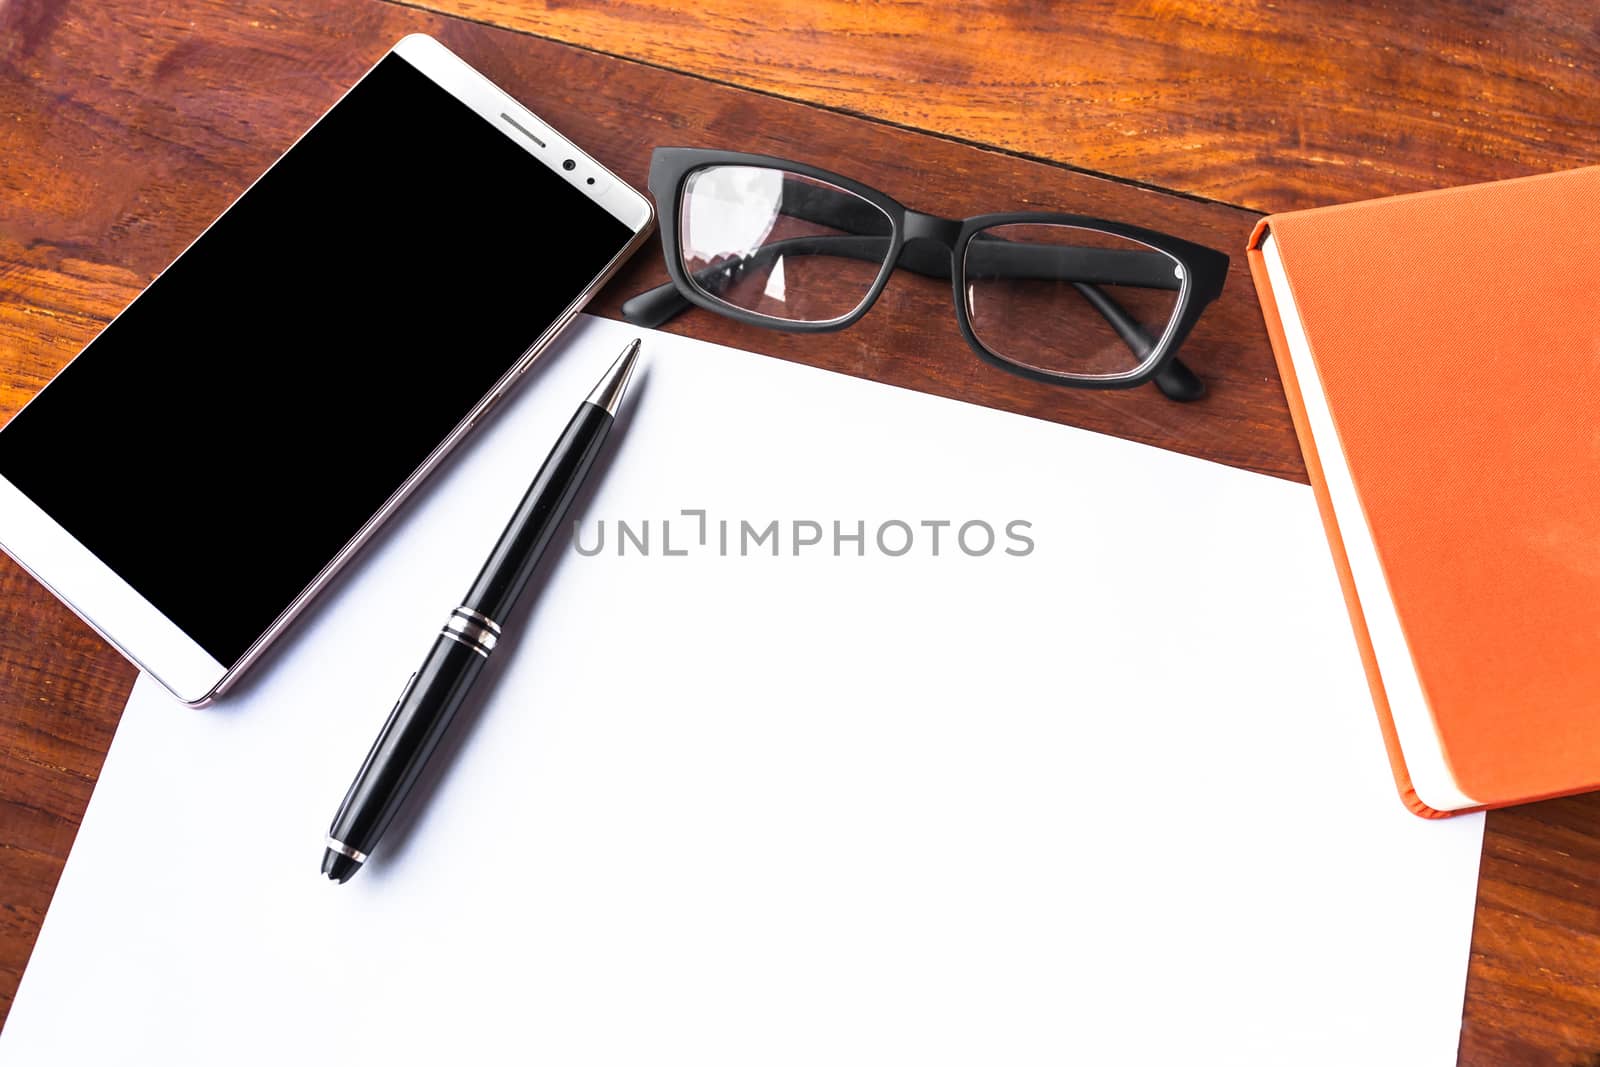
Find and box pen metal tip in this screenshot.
[586,338,642,416]
[321,847,363,884]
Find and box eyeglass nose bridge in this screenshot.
[894,211,963,278]
[900,210,962,249]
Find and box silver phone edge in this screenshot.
[0,37,657,708]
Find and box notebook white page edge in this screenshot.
[1261,231,1475,813]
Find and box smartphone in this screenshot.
[0,35,654,706]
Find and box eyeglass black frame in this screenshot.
[622,147,1231,402]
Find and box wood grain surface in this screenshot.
[0,1,1596,1063]
[406,0,1600,214]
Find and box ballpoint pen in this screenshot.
[322,338,641,883]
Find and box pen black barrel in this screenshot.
[463,401,612,624]
[328,634,487,855]
[323,342,637,882]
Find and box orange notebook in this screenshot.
[1247,166,1600,817]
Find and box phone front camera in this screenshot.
[562,159,576,171]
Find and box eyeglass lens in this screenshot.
[964,224,1185,379]
[679,165,893,324]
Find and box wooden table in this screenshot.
[2,1,1597,1060]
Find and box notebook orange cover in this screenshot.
[1247,166,1600,817]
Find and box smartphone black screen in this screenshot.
[0,53,635,664]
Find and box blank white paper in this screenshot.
[0,315,1484,1065]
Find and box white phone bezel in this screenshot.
[0,33,654,707]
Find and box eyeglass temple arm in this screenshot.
[624,235,1203,398]
[627,230,1175,308]
[623,264,1201,402]
[778,179,1187,291]
[901,242,1205,400]
[1072,283,1204,401]
[623,232,1177,314]
[622,278,701,327]
[775,177,1188,292]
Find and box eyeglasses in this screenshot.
[622,148,1230,401]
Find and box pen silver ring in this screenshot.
[325,837,368,863]
[443,612,498,653]
[441,628,492,657]
[452,605,502,635]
